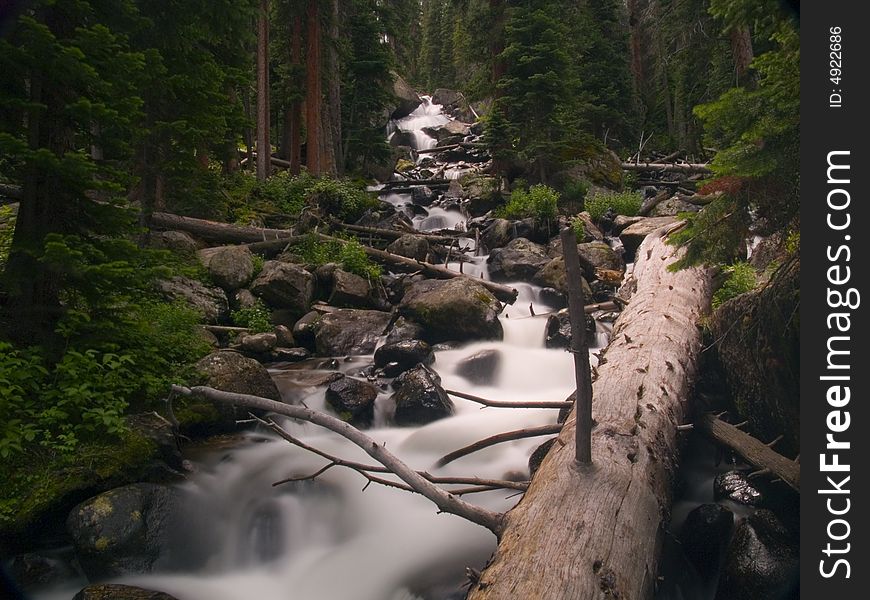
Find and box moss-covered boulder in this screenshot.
[198,246,255,291]
[399,278,503,343]
[313,309,393,356]
[73,584,180,600]
[66,484,182,580]
[487,238,550,282]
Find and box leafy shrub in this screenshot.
[712,262,757,309]
[570,216,586,242]
[561,178,589,205]
[255,170,315,216]
[500,184,560,223]
[293,234,382,281]
[309,177,380,222]
[231,299,273,333]
[251,254,265,278]
[584,190,644,220]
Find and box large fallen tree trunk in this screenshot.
[150,212,295,244]
[467,225,713,600]
[621,161,712,174]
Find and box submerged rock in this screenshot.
[325,375,379,426]
[374,339,435,372]
[67,484,182,580]
[399,278,503,343]
[8,552,77,590]
[392,365,454,425]
[455,349,502,385]
[313,309,392,356]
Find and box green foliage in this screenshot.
[254,170,316,216]
[585,190,643,220]
[0,205,14,270]
[561,179,589,206]
[231,299,273,334]
[251,254,265,278]
[499,184,560,224]
[712,262,757,309]
[571,216,587,242]
[308,178,381,222]
[293,234,382,281]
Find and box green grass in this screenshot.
[584,190,643,220]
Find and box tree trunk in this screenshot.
[149,212,296,244]
[467,226,713,600]
[305,0,322,175]
[288,14,303,174]
[256,0,271,182]
[320,0,341,176]
[730,25,754,83]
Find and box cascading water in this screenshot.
[33,97,607,600]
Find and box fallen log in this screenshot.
[150,212,295,244]
[467,225,713,600]
[416,141,486,155]
[621,161,712,174]
[695,413,799,492]
[381,177,451,188]
[329,219,459,243]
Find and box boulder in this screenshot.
[619,216,679,260]
[390,73,422,119]
[533,257,594,297]
[432,88,464,108]
[399,278,503,343]
[385,316,426,344]
[650,196,700,217]
[455,349,502,385]
[611,214,645,234]
[679,503,734,576]
[195,351,281,401]
[250,261,315,317]
[411,185,437,206]
[325,376,379,426]
[8,552,77,590]
[66,484,181,580]
[269,347,311,363]
[155,276,228,324]
[73,584,180,600]
[328,269,385,310]
[240,332,278,355]
[714,471,763,506]
[274,325,295,348]
[545,309,596,349]
[390,130,417,148]
[576,241,623,273]
[374,339,434,372]
[232,288,259,310]
[391,366,454,425]
[292,310,322,349]
[715,510,798,600]
[313,309,392,356]
[387,234,430,262]
[198,246,255,291]
[148,231,199,255]
[482,218,512,252]
[487,238,550,282]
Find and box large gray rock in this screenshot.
[391,366,454,425]
[487,238,550,282]
[716,510,798,600]
[240,332,278,355]
[387,234,430,262]
[399,278,503,343]
[198,246,255,291]
[533,257,594,297]
[576,241,623,273]
[250,261,314,317]
[619,216,679,259]
[374,339,434,372]
[411,185,437,206]
[391,73,422,119]
[455,349,502,385]
[651,196,700,217]
[314,309,392,356]
[292,310,322,349]
[328,269,383,310]
[155,276,228,324]
[66,484,181,580]
[482,218,512,251]
[149,231,199,255]
[73,584,180,600]
[325,375,379,426]
[385,316,426,344]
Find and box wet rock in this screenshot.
[487,238,550,282]
[125,413,184,473]
[198,246,255,291]
[240,332,278,355]
[374,339,435,372]
[618,216,678,260]
[679,503,734,576]
[155,276,228,324]
[714,471,763,506]
[328,269,381,309]
[9,552,77,590]
[411,185,437,206]
[399,278,503,343]
[528,438,557,477]
[73,584,180,600]
[195,350,281,401]
[148,231,199,255]
[325,375,379,426]
[482,218,512,251]
[387,234,430,262]
[250,261,315,317]
[269,347,311,363]
[390,74,422,119]
[389,130,417,148]
[392,366,454,425]
[313,309,392,356]
[292,310,322,349]
[715,510,798,600]
[533,257,595,298]
[232,288,259,310]
[545,309,596,349]
[539,286,567,308]
[455,349,502,385]
[385,316,426,344]
[274,325,295,348]
[67,484,181,580]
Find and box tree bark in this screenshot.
[621,162,712,174]
[305,0,322,175]
[286,14,303,174]
[256,0,271,182]
[320,0,342,176]
[149,212,295,244]
[467,226,713,600]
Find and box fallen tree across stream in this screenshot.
[466,225,713,600]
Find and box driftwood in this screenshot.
[435,424,564,468]
[467,226,713,600]
[202,325,250,334]
[696,413,800,492]
[621,161,712,174]
[446,389,572,410]
[637,190,672,217]
[170,385,506,535]
[415,141,485,155]
[150,212,295,244]
[381,177,452,189]
[329,219,458,243]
